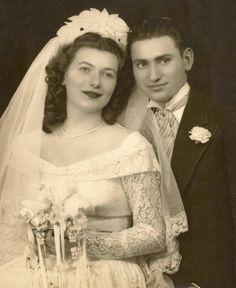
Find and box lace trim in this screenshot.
[149,212,188,274]
[86,172,166,259]
[166,212,188,240]
[10,132,160,180]
[149,250,182,274]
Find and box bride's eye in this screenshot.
[79,66,90,73]
[103,72,115,79]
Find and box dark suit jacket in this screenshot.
[140,89,235,288]
[171,89,235,287]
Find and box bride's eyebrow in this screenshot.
[77,61,93,66]
[102,68,117,74]
[76,62,117,73]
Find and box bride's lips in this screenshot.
[83,91,103,99]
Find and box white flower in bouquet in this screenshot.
[21,199,51,214]
[18,184,90,287]
[64,193,93,217]
[38,180,73,206]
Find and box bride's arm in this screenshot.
[86,171,166,259]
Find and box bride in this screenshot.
[0,8,187,288]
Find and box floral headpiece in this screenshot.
[56,8,129,50]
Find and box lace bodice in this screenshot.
[0,131,185,275]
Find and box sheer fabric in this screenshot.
[0,18,187,286]
[0,131,186,287]
[119,88,188,271]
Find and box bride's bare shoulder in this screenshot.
[106,123,132,143]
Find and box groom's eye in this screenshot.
[158,56,172,65]
[134,61,147,69]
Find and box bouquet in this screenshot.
[19,183,89,288]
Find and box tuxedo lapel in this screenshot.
[171,90,219,194]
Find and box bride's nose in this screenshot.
[89,72,100,89]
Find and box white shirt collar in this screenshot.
[147,82,190,110]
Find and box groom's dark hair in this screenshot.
[129,16,188,54]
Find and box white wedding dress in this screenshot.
[0,131,182,288]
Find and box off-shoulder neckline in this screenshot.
[32,131,147,170]
[12,129,159,179]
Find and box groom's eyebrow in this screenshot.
[155,54,173,61]
[157,53,173,58]
[132,54,173,62]
[132,58,148,63]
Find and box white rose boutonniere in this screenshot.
[189,126,211,144]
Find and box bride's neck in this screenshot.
[63,111,104,132]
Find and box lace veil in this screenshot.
[0,9,130,265]
[119,87,188,271]
[0,7,129,206]
[0,7,187,272]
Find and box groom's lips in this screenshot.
[147,83,167,90]
[83,91,103,98]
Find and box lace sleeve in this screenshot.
[86,171,166,259]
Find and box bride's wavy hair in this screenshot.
[43,32,133,133]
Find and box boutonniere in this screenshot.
[189,126,211,144]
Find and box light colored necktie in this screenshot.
[153,94,189,160]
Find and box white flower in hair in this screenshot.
[56,8,129,50]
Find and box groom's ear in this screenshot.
[183,47,194,71]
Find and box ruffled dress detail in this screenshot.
[0,131,187,288]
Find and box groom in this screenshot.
[128,17,235,288]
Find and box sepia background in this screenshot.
[1,0,236,235]
[1,0,236,110]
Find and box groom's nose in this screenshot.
[149,63,161,82]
